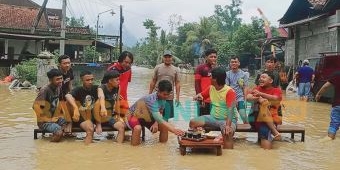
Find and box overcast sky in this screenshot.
[32,0,293,45]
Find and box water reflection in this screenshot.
[0,66,339,170]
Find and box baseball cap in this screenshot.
[303,59,309,64]
[163,50,172,57]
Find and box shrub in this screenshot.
[15,58,38,84]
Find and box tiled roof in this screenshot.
[308,0,328,6]
[0,4,48,29]
[0,0,40,8]
[0,4,90,35]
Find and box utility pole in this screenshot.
[60,0,67,55]
[119,5,123,54]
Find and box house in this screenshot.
[279,0,340,67]
[0,0,118,70]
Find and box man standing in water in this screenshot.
[295,59,315,101]
[107,51,134,101]
[255,55,280,88]
[194,49,218,116]
[149,50,181,121]
[57,55,74,133]
[316,71,340,141]
[33,69,66,142]
[65,71,105,144]
[226,56,249,123]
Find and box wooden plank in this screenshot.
[34,126,146,141]
[204,124,305,142]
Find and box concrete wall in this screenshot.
[285,12,340,66]
[71,64,108,87]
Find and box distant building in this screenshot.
[0,0,118,70]
[279,0,340,67]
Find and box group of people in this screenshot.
[33,49,340,150]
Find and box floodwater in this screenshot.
[0,66,339,170]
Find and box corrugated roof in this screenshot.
[308,0,328,6]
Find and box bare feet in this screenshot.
[84,133,93,145]
[51,130,63,142]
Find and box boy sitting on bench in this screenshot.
[33,69,66,142]
[93,70,127,143]
[247,71,282,149]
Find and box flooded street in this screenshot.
[0,66,339,170]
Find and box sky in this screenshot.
[32,0,293,46]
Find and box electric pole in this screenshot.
[60,0,66,55]
[119,5,123,54]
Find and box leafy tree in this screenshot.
[213,0,242,34]
[66,16,85,27]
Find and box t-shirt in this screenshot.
[59,68,74,100]
[34,84,63,123]
[255,69,280,88]
[298,66,314,83]
[129,92,166,124]
[254,86,282,124]
[70,85,99,109]
[107,62,131,100]
[201,85,237,123]
[329,72,340,107]
[152,63,180,100]
[99,84,119,113]
[226,69,249,102]
[195,63,213,102]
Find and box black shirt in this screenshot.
[70,85,99,108]
[60,68,74,100]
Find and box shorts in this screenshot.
[101,117,117,127]
[39,122,62,134]
[298,82,311,97]
[126,115,154,130]
[328,106,340,135]
[193,115,236,134]
[257,123,274,141]
[163,100,174,121]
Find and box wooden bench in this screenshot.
[34,126,146,141]
[177,137,224,156]
[205,124,305,142]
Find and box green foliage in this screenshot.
[131,0,274,67]
[15,58,38,84]
[84,46,101,63]
[66,16,85,27]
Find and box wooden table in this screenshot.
[177,137,224,156]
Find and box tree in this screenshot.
[213,0,242,34]
[66,16,85,27]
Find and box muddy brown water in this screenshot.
[0,66,339,170]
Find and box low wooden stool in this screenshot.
[177,137,224,156]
